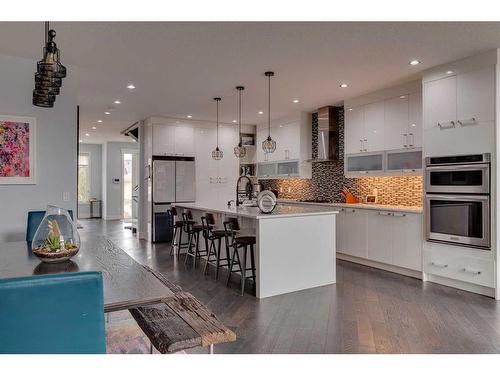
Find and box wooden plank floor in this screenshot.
[80,219,500,354]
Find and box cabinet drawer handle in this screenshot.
[408,133,414,147]
[393,213,406,217]
[403,133,408,148]
[378,212,393,216]
[437,121,455,130]
[462,268,482,275]
[430,262,448,268]
[457,118,477,127]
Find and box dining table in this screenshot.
[0,236,175,313]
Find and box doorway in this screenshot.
[122,149,139,222]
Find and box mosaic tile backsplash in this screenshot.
[260,109,423,207]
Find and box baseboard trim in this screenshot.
[424,273,495,298]
[337,252,422,279]
[105,215,122,220]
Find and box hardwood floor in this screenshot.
[80,219,500,354]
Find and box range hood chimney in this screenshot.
[313,106,339,162]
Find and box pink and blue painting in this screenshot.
[0,116,36,184]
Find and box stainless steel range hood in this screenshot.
[310,106,340,162]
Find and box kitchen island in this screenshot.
[175,202,339,298]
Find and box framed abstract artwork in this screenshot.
[0,115,36,184]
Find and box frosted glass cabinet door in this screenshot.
[345,153,384,173]
[277,161,299,176]
[386,149,423,172]
[257,162,277,178]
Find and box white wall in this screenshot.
[79,143,102,199]
[102,141,138,220]
[0,54,78,242]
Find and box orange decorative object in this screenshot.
[341,187,359,204]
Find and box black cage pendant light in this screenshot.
[233,86,247,158]
[33,22,67,108]
[262,71,277,154]
[212,97,224,160]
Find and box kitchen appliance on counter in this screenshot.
[425,153,490,249]
[152,156,196,242]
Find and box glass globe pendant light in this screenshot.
[233,86,247,158]
[211,97,224,160]
[262,71,276,154]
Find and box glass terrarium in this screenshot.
[32,205,80,263]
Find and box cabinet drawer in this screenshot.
[424,249,494,287]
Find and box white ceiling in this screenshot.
[0,22,499,143]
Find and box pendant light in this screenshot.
[212,97,224,160]
[233,86,247,158]
[33,22,67,108]
[262,71,276,154]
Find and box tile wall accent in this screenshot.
[260,109,423,207]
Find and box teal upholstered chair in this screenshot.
[26,210,74,242]
[0,272,106,354]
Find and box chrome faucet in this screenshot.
[236,175,253,207]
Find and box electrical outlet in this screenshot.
[63,192,70,202]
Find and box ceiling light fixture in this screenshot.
[187,115,192,118]
[33,22,67,108]
[293,99,300,103]
[232,120,237,123]
[114,100,121,104]
[91,126,97,130]
[211,98,223,160]
[258,111,263,115]
[97,119,103,123]
[262,71,277,154]
[409,59,420,66]
[400,95,406,99]
[234,86,246,159]
[85,133,90,137]
[446,70,454,75]
[104,111,111,115]
[339,83,348,88]
[127,84,135,90]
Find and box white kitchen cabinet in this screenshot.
[345,106,365,154]
[152,124,175,155]
[456,66,495,124]
[384,95,409,150]
[423,75,457,130]
[392,212,422,271]
[366,210,393,264]
[363,101,385,152]
[385,149,422,175]
[152,125,194,156]
[342,208,367,258]
[408,92,422,148]
[345,152,384,176]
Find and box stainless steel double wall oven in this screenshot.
[425,153,491,249]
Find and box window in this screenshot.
[78,153,91,202]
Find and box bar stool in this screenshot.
[224,218,256,296]
[202,213,230,280]
[183,211,210,268]
[168,207,184,257]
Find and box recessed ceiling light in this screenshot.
[132,139,137,142]
[186,115,192,118]
[446,70,454,75]
[97,120,103,123]
[279,125,283,128]
[400,95,406,99]
[85,133,90,137]
[104,111,111,115]
[411,123,416,127]
[348,108,353,111]
[258,111,264,115]
[114,100,121,104]
[339,83,348,88]
[232,120,237,123]
[91,126,97,130]
[127,84,135,90]
[292,99,300,103]
[409,59,420,66]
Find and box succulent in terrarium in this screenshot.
[32,205,80,263]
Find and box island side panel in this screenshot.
[256,213,336,299]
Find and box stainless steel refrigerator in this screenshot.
[152,157,196,242]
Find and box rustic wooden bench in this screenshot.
[129,266,236,354]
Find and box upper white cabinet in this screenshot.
[344,106,365,154]
[422,53,496,156]
[256,112,312,179]
[344,81,423,176]
[152,124,195,156]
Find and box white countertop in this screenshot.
[174,202,339,219]
[278,199,423,214]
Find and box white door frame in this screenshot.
[121,148,139,220]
